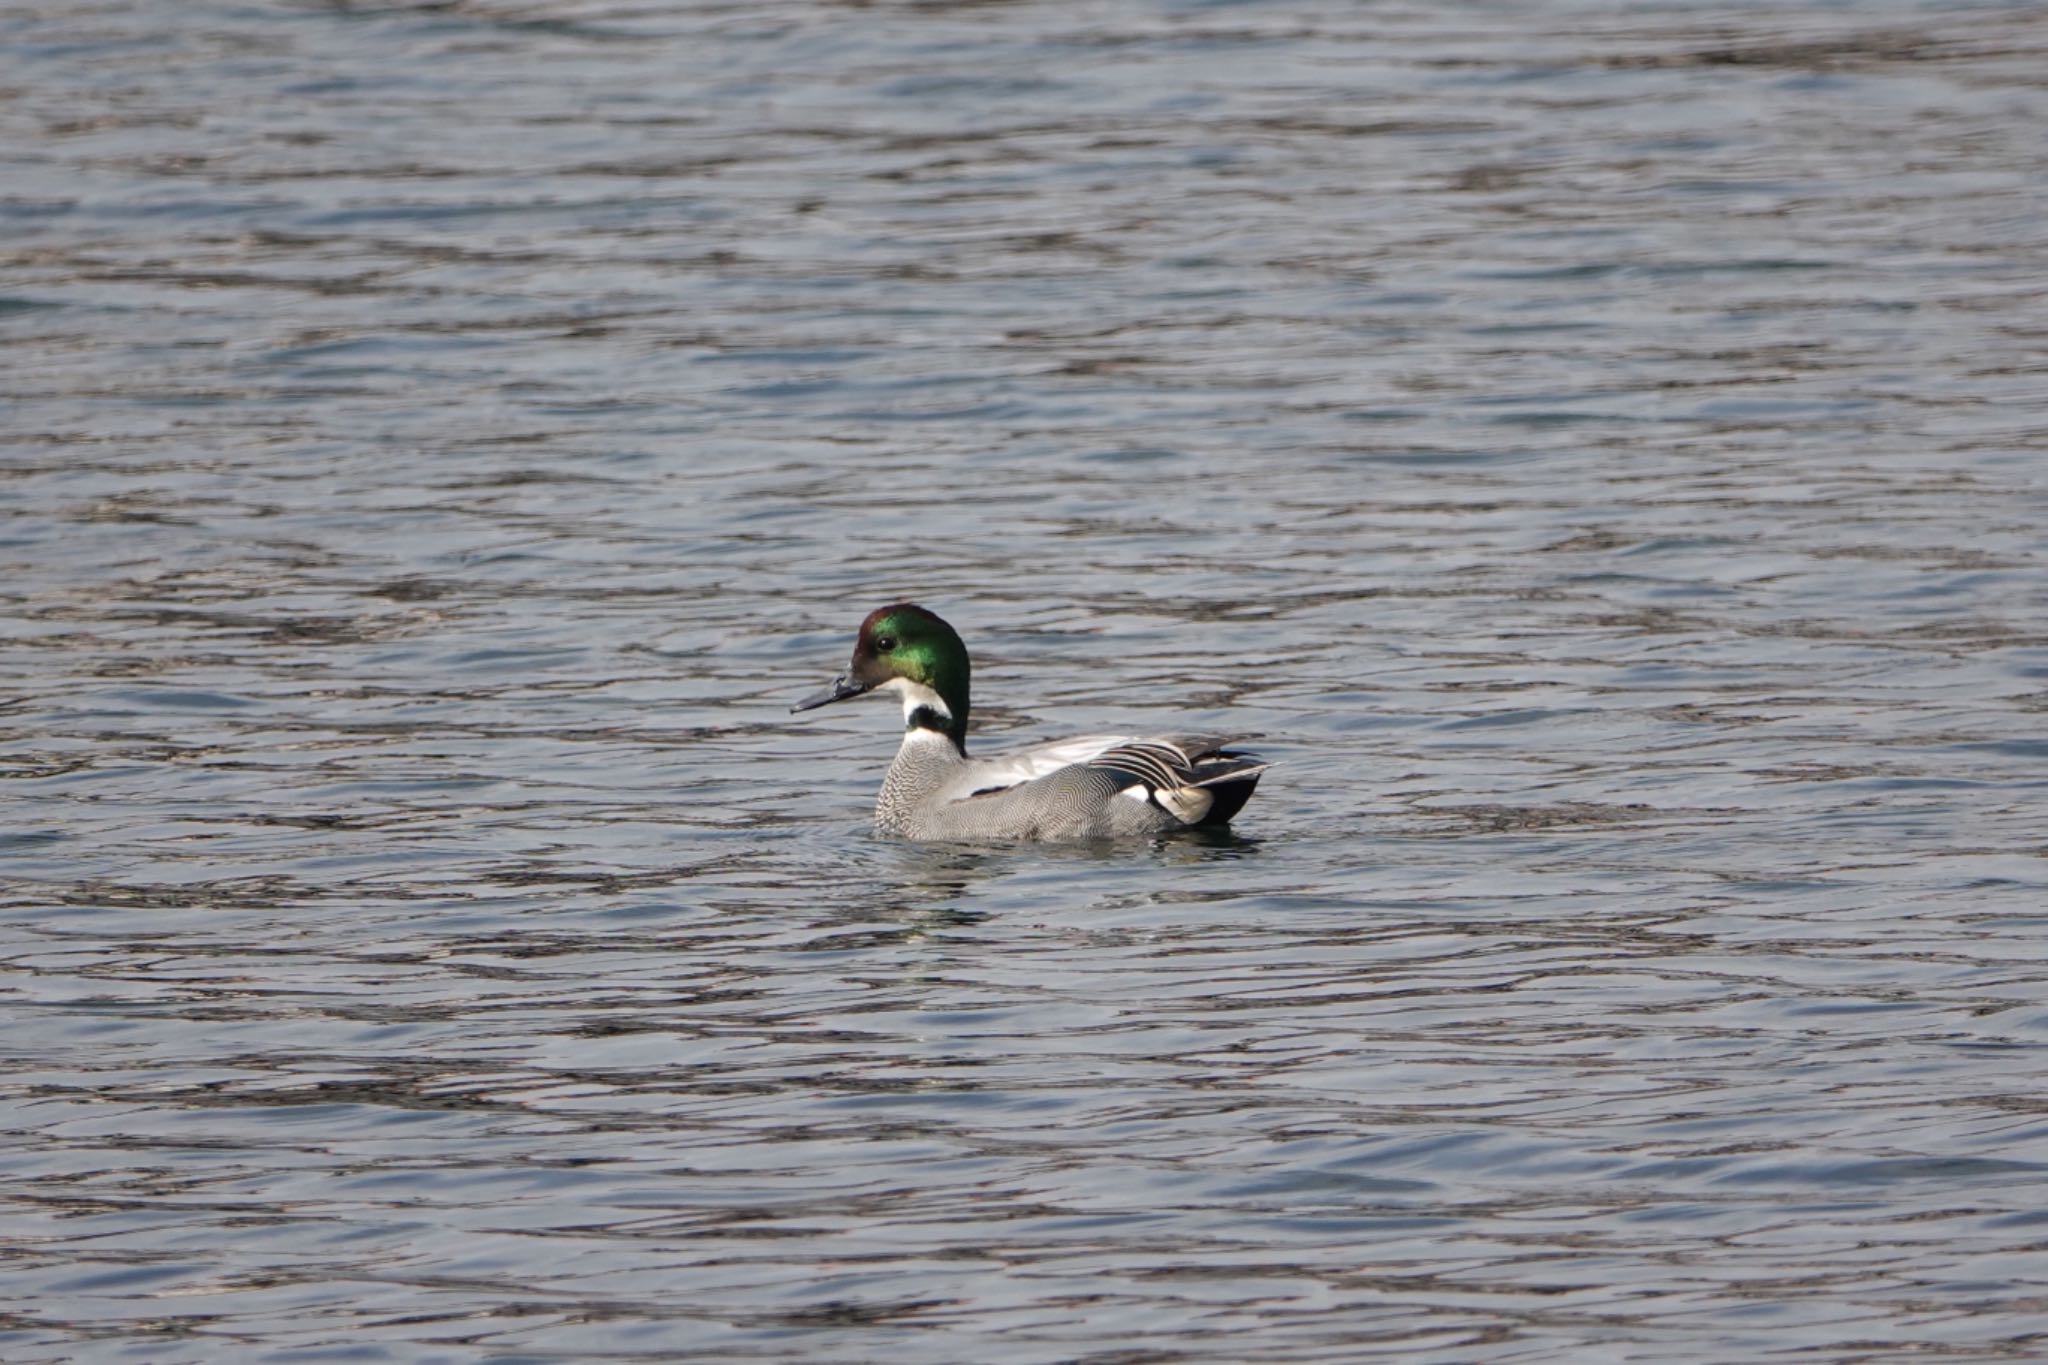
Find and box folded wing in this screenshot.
[1086,736,1269,825]
[942,733,1268,828]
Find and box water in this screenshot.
[6,0,2048,1359]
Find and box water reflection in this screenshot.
[875,843,1003,922]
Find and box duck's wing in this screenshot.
[940,733,1269,827]
[1084,735,1270,824]
[1087,735,1261,784]
[938,734,1132,801]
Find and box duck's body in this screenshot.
[873,726,1265,841]
[792,604,1267,843]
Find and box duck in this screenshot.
[791,603,1269,841]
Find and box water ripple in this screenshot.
[6,0,2048,1360]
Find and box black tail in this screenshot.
[1190,753,1267,826]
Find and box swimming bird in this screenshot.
[791,603,1268,841]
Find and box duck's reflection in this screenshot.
[849,823,1266,926]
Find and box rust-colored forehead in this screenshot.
[857,602,936,640]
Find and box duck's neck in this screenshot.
[882,677,967,754]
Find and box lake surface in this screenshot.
[6,1,2048,1359]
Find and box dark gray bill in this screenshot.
[791,672,871,713]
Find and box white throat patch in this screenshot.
[876,676,951,726]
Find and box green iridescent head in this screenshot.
[790,603,971,748]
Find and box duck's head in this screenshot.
[791,603,970,749]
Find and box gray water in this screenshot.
[6,1,2048,1360]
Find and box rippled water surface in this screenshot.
[7,1,2048,1359]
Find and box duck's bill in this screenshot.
[791,672,872,713]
